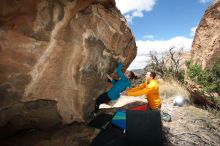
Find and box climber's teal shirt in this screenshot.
[107,62,131,100]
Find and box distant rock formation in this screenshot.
[191,0,220,69]
[0,0,136,136]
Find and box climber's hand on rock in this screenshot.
[118,56,126,63]
[112,54,125,63]
[106,74,112,81]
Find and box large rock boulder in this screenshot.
[0,0,136,136]
[191,0,220,69]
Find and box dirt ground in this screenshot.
[162,97,220,146]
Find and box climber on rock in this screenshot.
[89,55,132,118]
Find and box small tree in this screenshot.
[146,47,185,82]
[147,50,166,77]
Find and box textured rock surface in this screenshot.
[191,0,220,68]
[0,0,136,136]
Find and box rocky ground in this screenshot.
[162,97,220,146]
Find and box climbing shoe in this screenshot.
[88,112,97,119]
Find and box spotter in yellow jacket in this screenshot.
[126,72,161,110]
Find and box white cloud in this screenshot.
[124,10,145,23]
[190,26,197,37]
[124,14,134,23]
[115,0,156,22]
[128,36,193,70]
[199,0,212,3]
[143,35,154,39]
[132,10,144,17]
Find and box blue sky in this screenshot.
[115,0,213,69]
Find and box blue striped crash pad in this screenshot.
[111,110,126,130]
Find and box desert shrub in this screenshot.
[185,59,220,107]
[207,59,220,94]
[185,61,208,85]
[186,59,220,95]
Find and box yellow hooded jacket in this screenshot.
[127,79,161,109]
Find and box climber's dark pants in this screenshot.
[94,92,111,113]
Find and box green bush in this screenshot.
[185,59,220,106]
[185,61,208,85]
[186,59,220,94]
[208,59,220,94]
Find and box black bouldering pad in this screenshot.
[126,110,162,146]
[90,124,127,146]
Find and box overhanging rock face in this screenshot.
[0,0,136,135]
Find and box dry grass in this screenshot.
[206,106,220,119]
[159,79,189,100]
